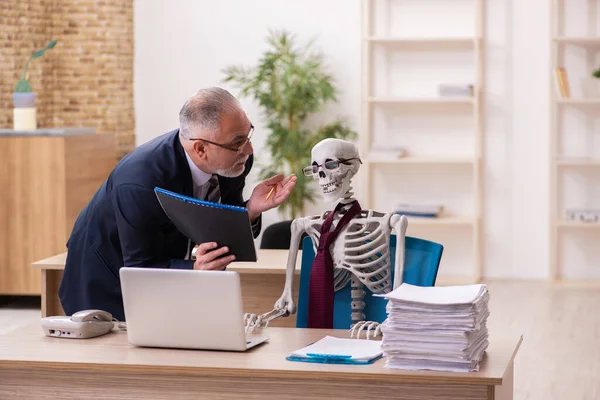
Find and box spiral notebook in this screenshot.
[154,187,257,262]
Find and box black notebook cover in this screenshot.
[154,187,257,262]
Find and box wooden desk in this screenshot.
[32,249,302,327]
[0,323,521,399]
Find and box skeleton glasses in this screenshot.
[302,158,362,177]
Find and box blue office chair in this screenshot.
[295,234,443,329]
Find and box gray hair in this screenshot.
[179,87,242,139]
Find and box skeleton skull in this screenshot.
[310,139,362,202]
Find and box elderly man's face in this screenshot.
[205,110,254,178]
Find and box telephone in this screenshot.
[41,309,115,339]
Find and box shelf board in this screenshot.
[365,36,480,49]
[367,156,477,165]
[553,36,600,46]
[557,220,600,228]
[556,158,600,166]
[406,216,477,226]
[368,96,474,105]
[555,98,600,105]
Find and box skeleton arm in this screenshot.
[244,217,309,331]
[273,217,309,315]
[391,214,408,290]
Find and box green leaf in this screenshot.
[15,79,31,93]
[30,40,57,58]
[31,49,45,58]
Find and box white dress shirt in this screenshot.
[184,151,215,200]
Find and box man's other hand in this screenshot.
[192,242,235,270]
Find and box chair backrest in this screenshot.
[260,220,307,250]
[295,234,443,329]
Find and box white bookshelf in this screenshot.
[360,0,486,283]
[549,0,600,281]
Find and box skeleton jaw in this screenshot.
[320,171,350,201]
[321,180,341,194]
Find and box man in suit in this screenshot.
[59,87,297,321]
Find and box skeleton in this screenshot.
[244,138,408,339]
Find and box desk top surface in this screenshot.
[31,249,302,274]
[0,323,521,386]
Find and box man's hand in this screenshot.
[246,174,297,222]
[192,242,235,271]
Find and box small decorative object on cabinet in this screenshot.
[550,0,600,281]
[12,40,57,131]
[361,0,486,284]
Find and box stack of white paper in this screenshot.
[379,283,490,372]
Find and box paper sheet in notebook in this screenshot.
[290,336,383,361]
[382,283,488,305]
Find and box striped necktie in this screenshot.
[205,174,220,203]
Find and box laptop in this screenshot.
[119,267,269,351]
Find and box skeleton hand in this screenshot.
[244,290,295,333]
[244,308,288,333]
[350,321,382,340]
[274,289,296,316]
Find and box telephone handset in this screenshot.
[41,309,115,339]
[71,309,113,322]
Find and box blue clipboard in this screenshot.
[286,353,383,365]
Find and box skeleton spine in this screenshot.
[340,183,355,205]
[350,275,366,323]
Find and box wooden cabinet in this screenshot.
[0,130,116,295]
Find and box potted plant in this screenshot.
[223,30,357,219]
[13,40,57,130]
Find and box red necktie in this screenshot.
[307,200,362,329]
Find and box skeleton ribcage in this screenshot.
[304,212,393,295]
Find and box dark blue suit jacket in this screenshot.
[59,129,261,321]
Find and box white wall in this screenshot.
[134,0,553,279]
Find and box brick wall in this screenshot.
[0,0,135,158]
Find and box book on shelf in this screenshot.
[565,209,600,223]
[554,67,570,98]
[438,83,474,98]
[394,204,444,218]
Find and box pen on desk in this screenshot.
[265,185,276,201]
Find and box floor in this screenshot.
[1,280,599,399]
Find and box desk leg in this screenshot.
[41,270,64,317]
[490,361,514,400]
